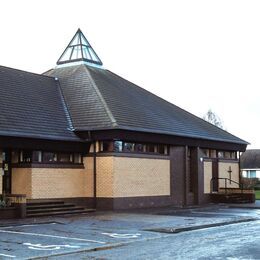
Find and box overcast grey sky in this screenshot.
[1,0,259,148]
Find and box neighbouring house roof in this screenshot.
[241,149,260,169]
[46,63,248,145]
[0,65,80,142]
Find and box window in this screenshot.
[11,151,19,163]
[18,150,83,165]
[98,140,169,155]
[21,150,32,163]
[42,152,57,163]
[102,141,114,152]
[114,141,123,152]
[218,151,224,158]
[74,153,83,164]
[146,144,155,153]
[210,150,216,158]
[32,151,42,162]
[202,149,209,157]
[158,144,166,155]
[58,153,73,163]
[249,170,256,178]
[230,152,236,159]
[123,142,134,152]
[135,143,144,153]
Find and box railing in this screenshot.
[210,177,244,194]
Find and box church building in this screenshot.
[0,29,249,215]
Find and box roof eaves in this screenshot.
[74,125,249,145]
[0,131,83,142]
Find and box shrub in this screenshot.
[0,194,11,208]
[241,177,258,189]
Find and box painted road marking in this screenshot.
[0,230,105,244]
[102,233,141,238]
[0,253,16,258]
[0,224,57,229]
[23,243,80,251]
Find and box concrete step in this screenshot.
[27,200,64,206]
[211,193,255,204]
[27,206,85,214]
[26,208,95,218]
[26,200,95,217]
[27,203,75,210]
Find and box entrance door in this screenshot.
[212,159,218,192]
[2,150,12,194]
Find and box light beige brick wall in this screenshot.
[12,168,32,197]
[113,157,170,197]
[204,161,212,194]
[11,156,170,199]
[95,156,170,198]
[85,157,94,197]
[11,158,94,199]
[218,162,240,188]
[31,168,86,199]
[96,157,114,197]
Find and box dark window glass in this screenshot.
[58,153,72,163]
[202,149,209,157]
[74,153,82,164]
[224,152,231,159]
[114,141,123,152]
[11,151,19,163]
[158,145,166,155]
[210,150,216,158]
[43,152,57,163]
[135,143,144,152]
[218,151,224,158]
[22,150,32,163]
[123,142,134,152]
[230,152,236,159]
[146,144,155,153]
[102,141,114,152]
[32,151,42,162]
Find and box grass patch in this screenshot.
[255,190,260,200]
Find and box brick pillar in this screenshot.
[170,146,186,206]
[192,147,204,205]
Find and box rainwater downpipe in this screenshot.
[93,141,97,209]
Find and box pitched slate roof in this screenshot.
[46,64,248,145]
[0,65,80,141]
[241,150,260,169]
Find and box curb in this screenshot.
[144,217,257,234]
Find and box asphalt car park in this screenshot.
[0,206,259,259]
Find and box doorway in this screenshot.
[2,150,12,194]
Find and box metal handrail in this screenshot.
[210,177,244,194]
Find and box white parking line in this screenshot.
[192,211,236,215]
[0,253,16,258]
[0,224,56,229]
[0,230,105,244]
